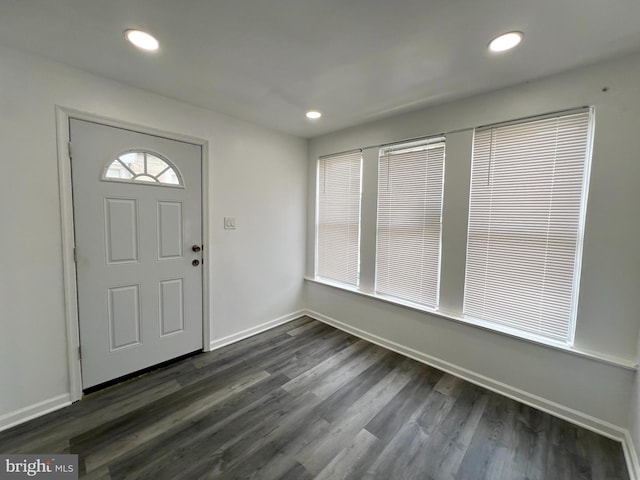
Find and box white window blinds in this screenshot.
[464,109,593,343]
[376,137,445,308]
[316,150,362,286]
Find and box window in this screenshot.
[316,150,362,286]
[376,137,445,308]
[464,109,593,343]
[103,151,182,186]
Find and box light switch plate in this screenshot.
[224,217,236,230]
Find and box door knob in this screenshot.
[192,259,200,266]
[192,245,202,252]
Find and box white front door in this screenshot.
[70,118,203,389]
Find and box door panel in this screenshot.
[159,279,185,335]
[107,284,141,349]
[157,201,183,259]
[71,118,203,389]
[104,197,139,263]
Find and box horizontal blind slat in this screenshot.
[464,111,591,342]
[317,151,362,285]
[376,138,445,307]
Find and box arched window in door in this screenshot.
[103,151,183,187]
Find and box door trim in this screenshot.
[56,106,211,402]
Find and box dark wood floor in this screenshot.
[0,316,629,479]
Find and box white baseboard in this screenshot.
[0,393,72,433]
[209,310,306,351]
[304,309,628,442]
[622,430,640,480]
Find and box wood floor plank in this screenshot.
[191,331,295,372]
[434,372,465,397]
[0,379,183,454]
[314,428,382,480]
[287,319,323,336]
[276,329,360,380]
[80,466,111,480]
[203,393,327,479]
[365,421,436,480]
[253,325,355,378]
[110,386,295,479]
[0,317,629,480]
[364,361,442,443]
[364,385,458,480]
[270,461,314,480]
[178,321,336,387]
[107,373,292,479]
[455,391,516,480]
[266,327,355,375]
[191,316,316,368]
[296,362,413,475]
[422,383,490,479]
[219,416,330,480]
[281,339,370,395]
[501,404,550,480]
[584,432,631,480]
[545,415,609,480]
[304,344,390,400]
[313,350,402,424]
[188,322,336,385]
[176,391,324,479]
[78,370,272,473]
[225,416,331,480]
[414,387,457,436]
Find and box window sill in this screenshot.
[304,276,638,371]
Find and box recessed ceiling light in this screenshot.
[306,111,322,120]
[125,29,159,51]
[488,31,523,53]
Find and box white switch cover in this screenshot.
[224,217,236,230]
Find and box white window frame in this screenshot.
[315,150,363,287]
[462,108,595,345]
[375,136,446,309]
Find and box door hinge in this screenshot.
[73,247,77,263]
[68,141,73,160]
[78,345,82,359]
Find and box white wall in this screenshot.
[1,37,638,465]
[306,52,640,431]
[0,44,307,425]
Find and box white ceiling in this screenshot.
[1,0,640,138]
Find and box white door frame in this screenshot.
[55,106,211,402]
